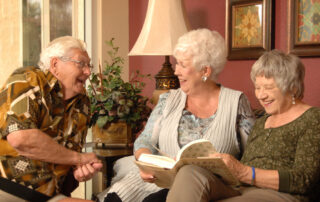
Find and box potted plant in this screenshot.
[87,38,152,145]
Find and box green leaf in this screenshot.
[118,99,126,105]
[87,37,152,134]
[104,100,113,111]
[108,116,115,122]
[96,116,108,128]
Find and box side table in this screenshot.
[93,147,133,188]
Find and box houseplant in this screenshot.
[87,38,152,142]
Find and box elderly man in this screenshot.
[0,36,103,201]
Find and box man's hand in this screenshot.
[73,162,103,182]
[79,152,101,165]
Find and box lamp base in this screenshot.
[152,56,180,105]
[155,56,180,90]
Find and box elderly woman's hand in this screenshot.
[139,169,156,183]
[209,153,249,180]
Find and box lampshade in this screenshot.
[129,0,191,56]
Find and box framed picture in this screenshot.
[226,0,274,60]
[288,0,320,57]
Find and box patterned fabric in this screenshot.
[0,66,90,196]
[241,107,320,201]
[135,89,255,158]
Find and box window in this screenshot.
[0,0,83,86]
[23,0,41,66]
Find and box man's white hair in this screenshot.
[38,36,87,71]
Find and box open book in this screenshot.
[135,139,239,188]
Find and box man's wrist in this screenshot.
[78,152,82,166]
[73,152,82,166]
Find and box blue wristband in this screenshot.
[251,166,255,185]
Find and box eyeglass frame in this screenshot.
[59,57,94,70]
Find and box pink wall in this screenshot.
[129,0,320,108]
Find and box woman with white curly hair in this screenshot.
[103,28,255,202]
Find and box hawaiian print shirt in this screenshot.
[0,66,90,196]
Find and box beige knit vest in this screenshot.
[152,86,242,159]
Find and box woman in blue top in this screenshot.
[103,28,255,202]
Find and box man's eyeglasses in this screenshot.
[59,57,93,70]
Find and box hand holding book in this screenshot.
[209,152,248,183]
[136,139,240,188]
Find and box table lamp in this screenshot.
[129,0,191,104]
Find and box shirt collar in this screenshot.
[45,70,62,93]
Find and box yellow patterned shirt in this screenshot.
[0,66,90,196]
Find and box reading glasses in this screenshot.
[59,57,93,70]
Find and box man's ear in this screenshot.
[49,57,59,75]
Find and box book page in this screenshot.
[176,139,217,161]
[135,157,240,188]
[138,153,176,169]
[135,161,177,188]
[136,139,239,188]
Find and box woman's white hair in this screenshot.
[38,36,87,71]
[173,28,227,81]
[250,49,305,99]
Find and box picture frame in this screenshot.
[288,0,320,57]
[226,0,274,60]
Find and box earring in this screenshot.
[202,76,207,82]
[292,94,296,105]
